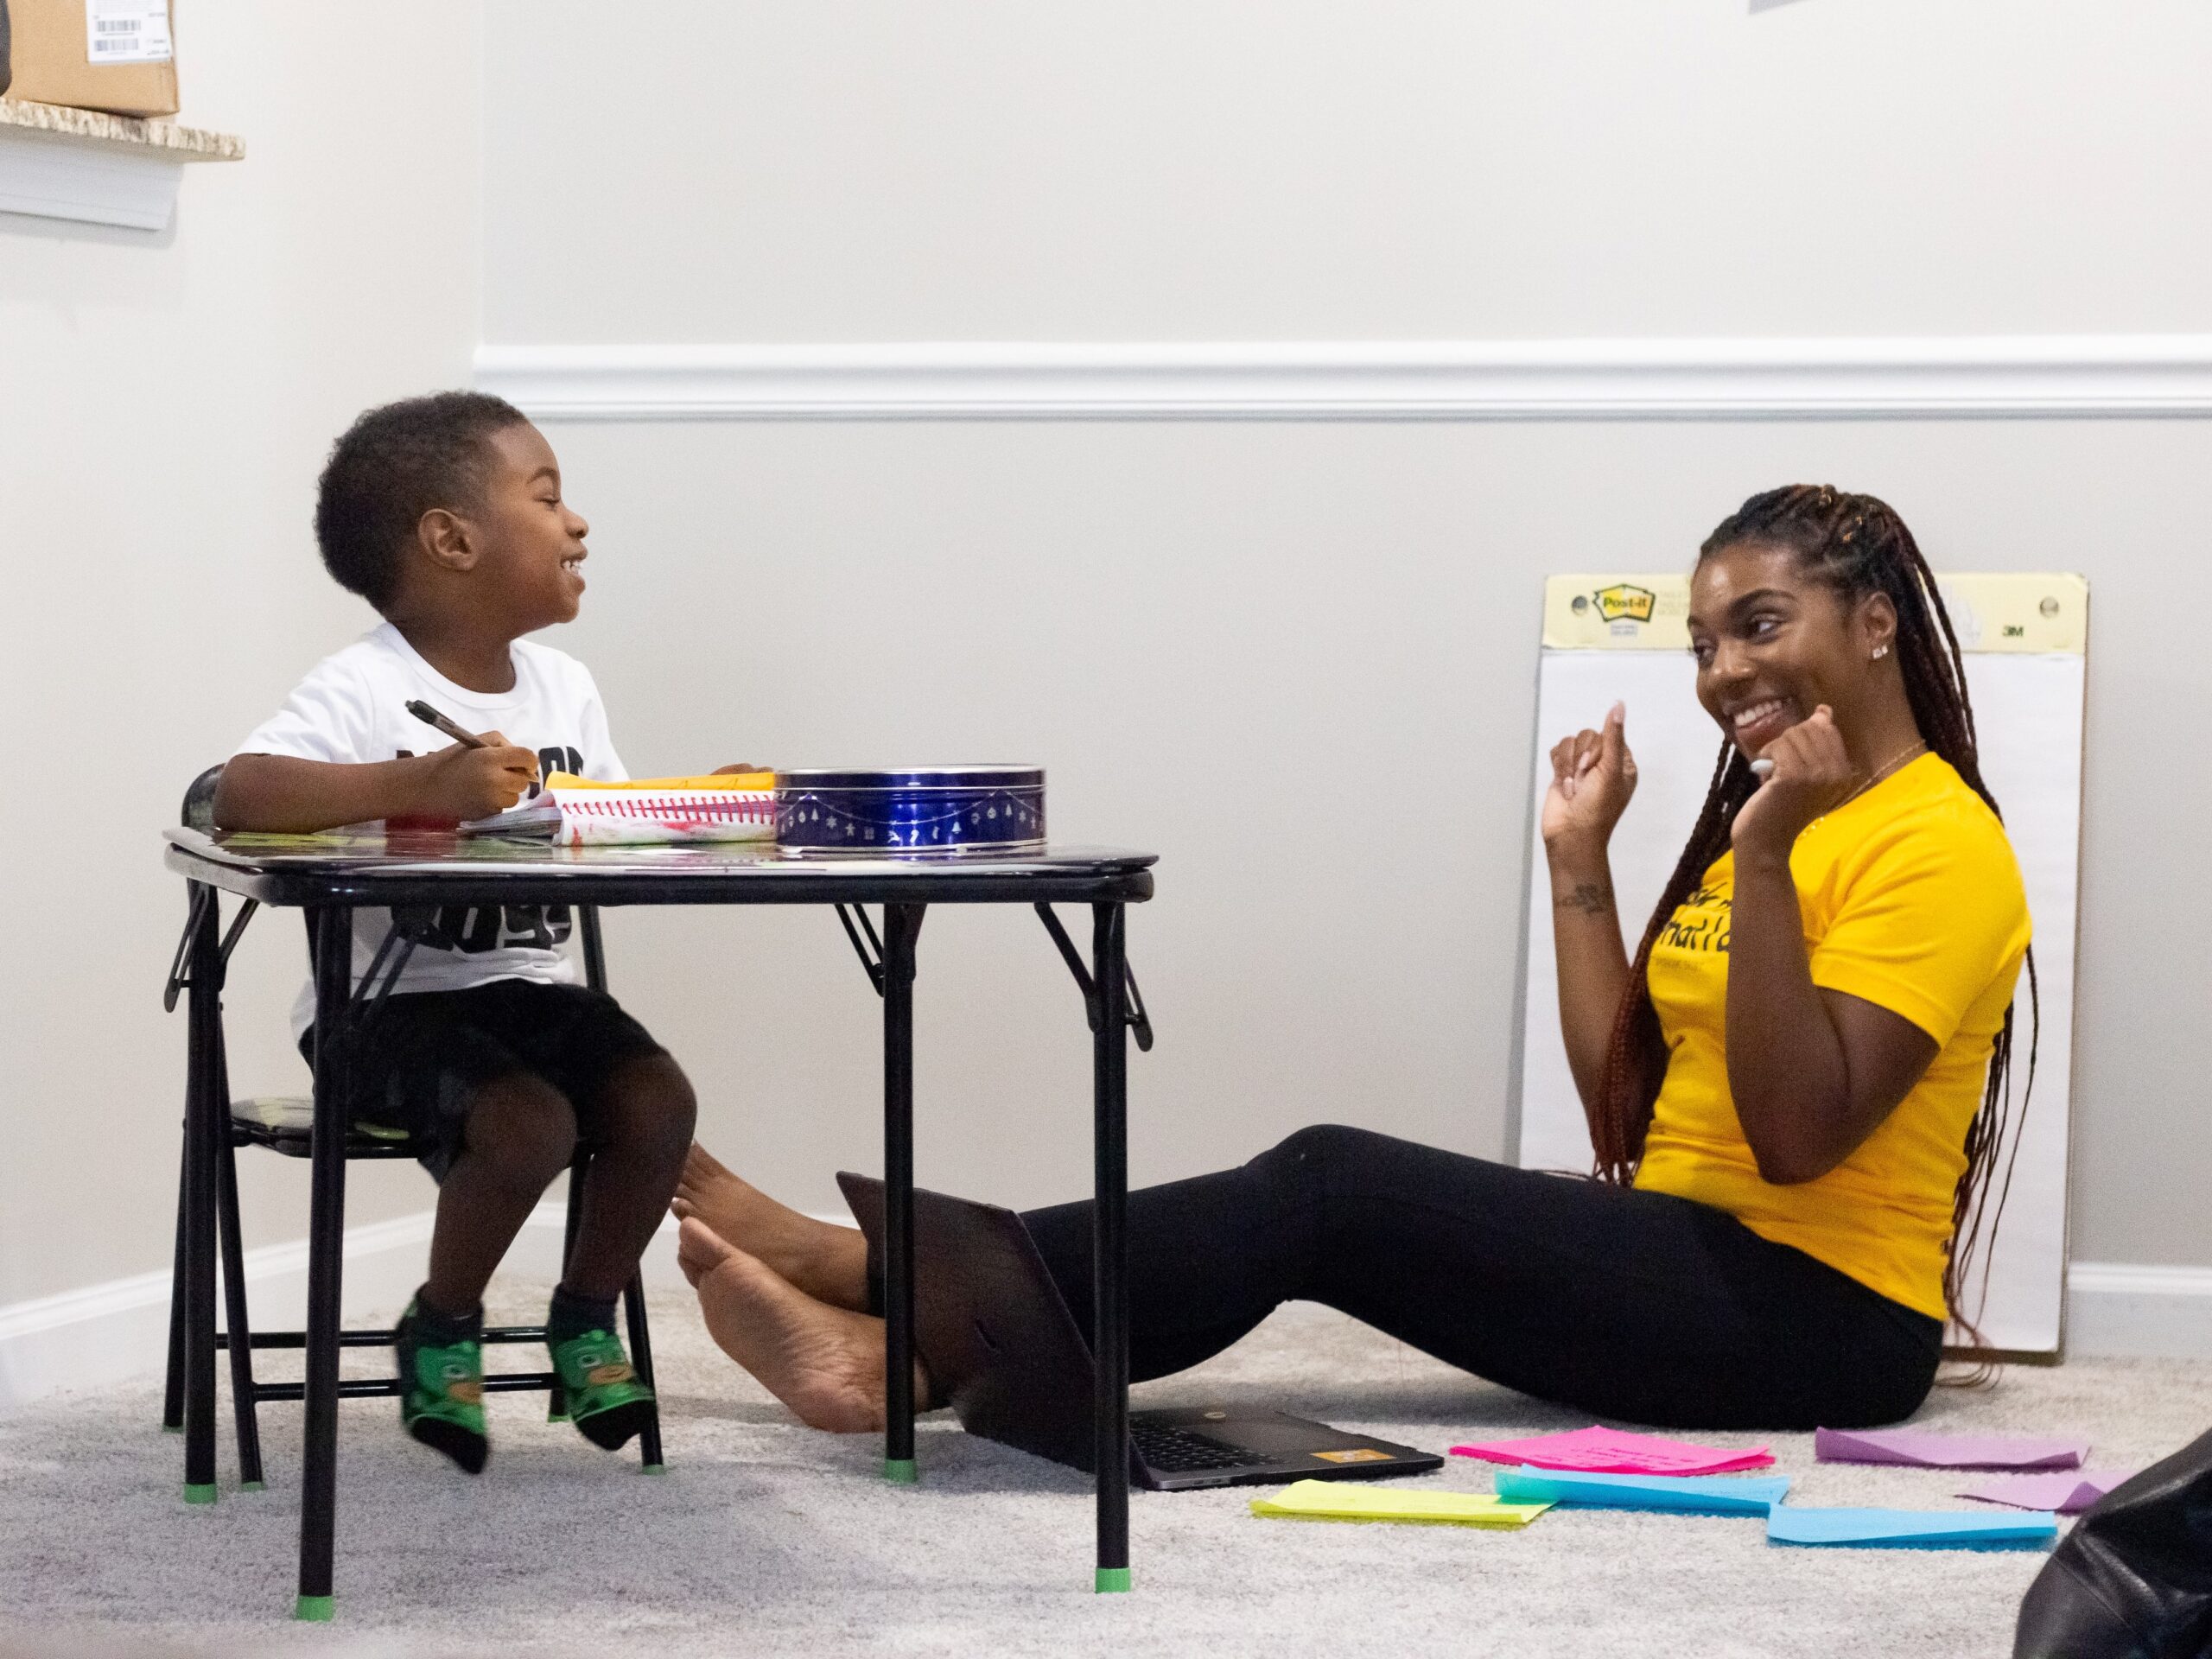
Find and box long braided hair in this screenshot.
[1589,485,2037,1342]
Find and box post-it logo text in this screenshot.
[1593,583,1656,625]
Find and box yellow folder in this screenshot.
[544,771,775,791]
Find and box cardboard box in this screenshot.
[2,0,178,118]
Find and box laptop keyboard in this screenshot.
[1131,1421,1271,1473]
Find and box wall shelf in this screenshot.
[0,98,243,231]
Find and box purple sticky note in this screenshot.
[1450,1426,1773,1475]
[1815,1427,2088,1471]
[1959,1470,2133,1514]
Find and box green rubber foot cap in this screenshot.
[1096,1567,1133,1594]
[640,1463,666,1476]
[182,1483,218,1506]
[294,1595,335,1623]
[240,1481,266,1492]
[162,1423,184,1435]
[883,1458,919,1484]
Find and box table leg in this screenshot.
[217,1126,266,1491]
[1090,902,1131,1592]
[295,905,352,1622]
[880,903,923,1484]
[621,1270,664,1472]
[181,884,222,1503]
[162,1147,189,1433]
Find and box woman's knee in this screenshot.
[1265,1122,1384,1173]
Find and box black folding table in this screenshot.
[162,827,1157,1617]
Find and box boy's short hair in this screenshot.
[314,391,530,611]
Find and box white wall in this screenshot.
[0,1,483,1306]
[485,0,2212,342]
[499,418,2212,1280]
[478,0,2212,1278]
[8,0,2211,1363]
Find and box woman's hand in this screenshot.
[1730,705,1855,861]
[1542,702,1637,855]
[1543,702,1636,1118]
[1723,702,1941,1184]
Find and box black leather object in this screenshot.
[2014,1425,2212,1659]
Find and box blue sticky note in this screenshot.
[1496,1466,1791,1516]
[1766,1506,2058,1549]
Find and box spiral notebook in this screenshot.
[467,772,777,845]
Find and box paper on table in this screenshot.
[1814,1427,2088,1471]
[1450,1427,1774,1475]
[1494,1466,1790,1516]
[1250,1479,1551,1529]
[1959,1470,2133,1514]
[1767,1506,2058,1548]
[467,772,779,845]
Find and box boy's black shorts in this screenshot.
[297,979,670,1180]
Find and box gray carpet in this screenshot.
[3,1285,2207,1659]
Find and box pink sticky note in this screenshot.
[1449,1426,1774,1475]
[1959,1470,2133,1514]
[1815,1427,2088,1471]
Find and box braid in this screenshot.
[1590,741,1751,1179]
[1592,486,2037,1353]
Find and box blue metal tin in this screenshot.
[774,766,1046,854]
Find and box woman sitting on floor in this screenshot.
[672,484,2032,1433]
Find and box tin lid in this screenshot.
[774,766,1045,791]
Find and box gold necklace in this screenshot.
[1824,740,1928,818]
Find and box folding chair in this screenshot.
[160,764,664,1497]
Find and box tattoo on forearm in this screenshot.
[1556,880,1615,916]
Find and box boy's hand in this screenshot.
[410,734,540,821]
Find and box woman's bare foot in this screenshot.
[678,1217,919,1433]
[673,1141,870,1312]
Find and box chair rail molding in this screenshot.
[476,335,2212,423]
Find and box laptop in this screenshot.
[837,1173,1443,1491]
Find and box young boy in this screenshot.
[217,391,701,1473]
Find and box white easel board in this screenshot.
[1512,574,2087,1354]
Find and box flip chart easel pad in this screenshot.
[1511,575,2084,1355]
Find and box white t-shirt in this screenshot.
[233,623,627,1037]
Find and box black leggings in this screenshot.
[1019,1124,1942,1431]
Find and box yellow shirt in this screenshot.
[1632,753,2031,1321]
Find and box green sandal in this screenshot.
[395,1301,487,1474]
[550,1327,656,1452]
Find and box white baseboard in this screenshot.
[474,335,2212,423]
[5,1230,2202,1413]
[0,1211,432,1414]
[0,1205,696,1416]
[2064,1261,2212,1359]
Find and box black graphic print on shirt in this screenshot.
[1656,881,1732,956]
[402,742,585,957]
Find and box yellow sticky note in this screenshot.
[1249,1479,1551,1529]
